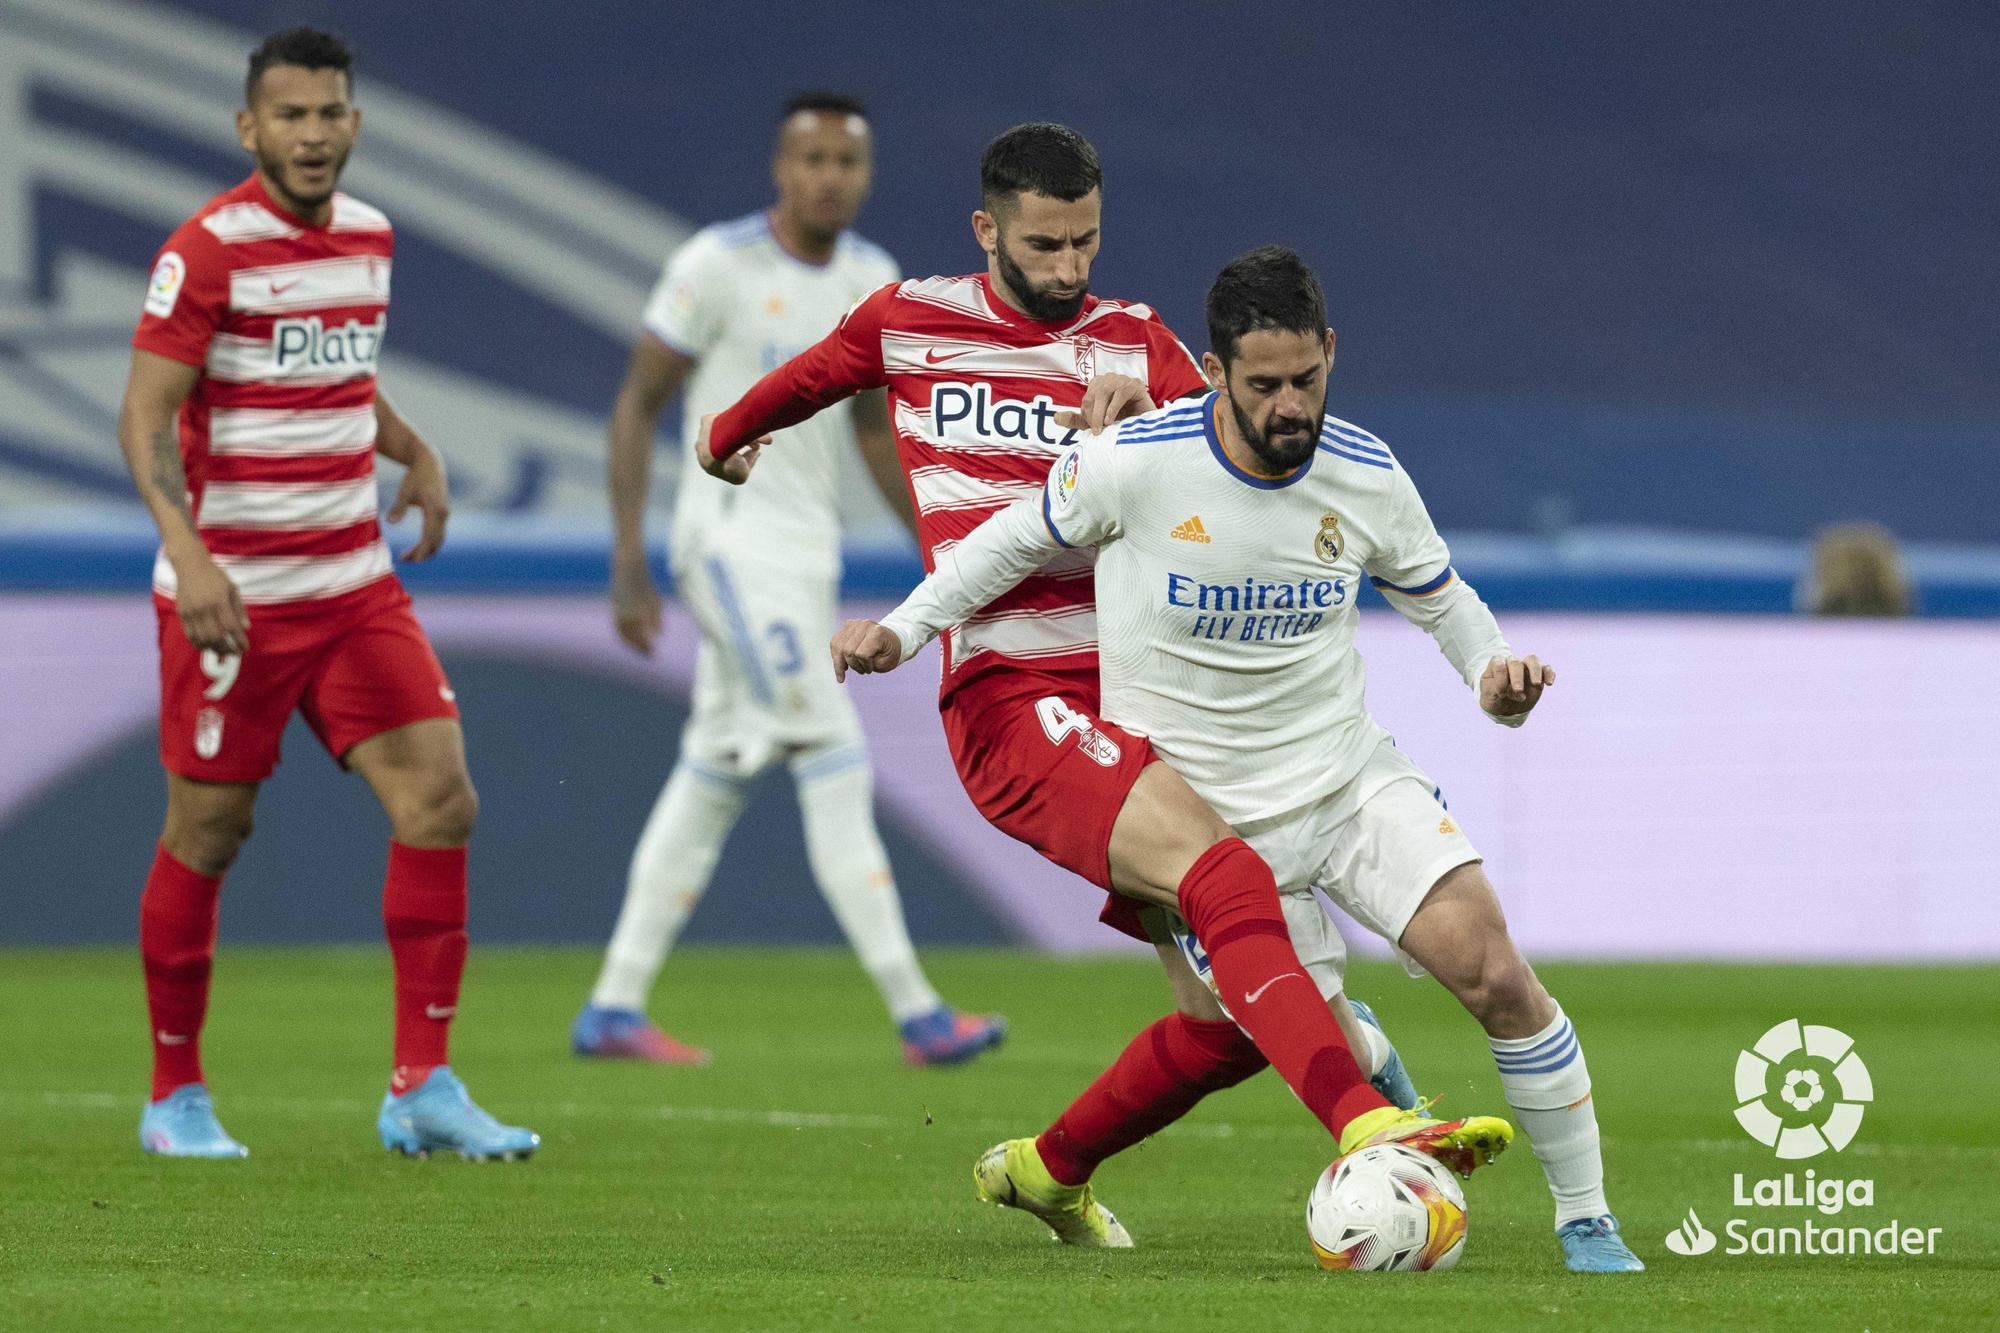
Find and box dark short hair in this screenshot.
[980,122,1101,214]
[1206,245,1329,366]
[782,91,868,124]
[245,27,353,106]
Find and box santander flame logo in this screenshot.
[1663,1208,1717,1257]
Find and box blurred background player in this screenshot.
[119,29,535,1159]
[699,125,1478,1229]
[572,93,1006,1067]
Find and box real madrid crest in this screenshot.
[1314,512,1343,565]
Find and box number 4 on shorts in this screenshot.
[1035,696,1122,767]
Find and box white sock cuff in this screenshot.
[1490,1005,1590,1109]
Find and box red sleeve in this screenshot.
[709,281,896,457]
[1141,312,1208,402]
[132,224,229,368]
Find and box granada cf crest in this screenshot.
[1315,512,1343,565]
[1069,335,1097,381]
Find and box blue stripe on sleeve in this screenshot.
[1316,443,1394,470]
[1369,566,1456,597]
[1042,488,1078,549]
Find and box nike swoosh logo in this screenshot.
[268,279,302,295]
[1244,972,1304,1004]
[156,1031,189,1045]
[425,1004,457,1020]
[924,349,970,365]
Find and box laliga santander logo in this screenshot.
[1664,1019,1943,1261]
[1734,1020,1872,1159]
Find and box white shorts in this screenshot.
[673,549,863,779]
[1165,739,1481,1012]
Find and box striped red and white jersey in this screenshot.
[711,272,1206,695]
[132,174,395,611]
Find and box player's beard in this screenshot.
[994,239,1088,323]
[1229,390,1324,474]
[257,143,348,214]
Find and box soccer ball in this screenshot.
[1306,1143,1468,1272]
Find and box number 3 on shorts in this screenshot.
[1034,695,1122,767]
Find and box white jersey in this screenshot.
[642,212,898,572]
[882,393,1518,825]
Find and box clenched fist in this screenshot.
[830,619,904,682]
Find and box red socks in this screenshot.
[1037,1011,1266,1185]
[141,841,469,1100]
[383,841,468,1086]
[141,844,223,1101]
[1173,838,1389,1137]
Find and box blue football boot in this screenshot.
[1558,1214,1647,1272]
[1348,997,1420,1109]
[377,1067,539,1160]
[571,1003,712,1065]
[899,1006,1007,1066]
[139,1083,248,1159]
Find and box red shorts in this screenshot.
[940,666,1159,935]
[155,578,459,783]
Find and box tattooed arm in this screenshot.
[119,348,247,654]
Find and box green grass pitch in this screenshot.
[3,948,1995,1329]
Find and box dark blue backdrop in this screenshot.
[167,0,1998,542]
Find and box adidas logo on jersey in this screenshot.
[1170,516,1211,543]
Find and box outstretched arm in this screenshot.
[1377,573,1549,726]
[830,497,1061,680]
[700,282,895,480]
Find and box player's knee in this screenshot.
[389,773,479,846]
[1458,944,1543,1031]
[162,806,253,876]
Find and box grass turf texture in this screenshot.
[2,949,1995,1330]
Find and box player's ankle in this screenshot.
[390,1063,441,1096]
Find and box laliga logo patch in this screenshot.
[1314,512,1342,566]
[143,251,185,318]
[1734,1019,1872,1159]
[1055,449,1081,507]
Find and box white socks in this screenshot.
[790,744,941,1024]
[1489,1004,1610,1227]
[591,745,944,1026]
[590,761,747,1011]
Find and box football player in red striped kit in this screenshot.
[700,124,1510,1242]
[117,27,535,1160]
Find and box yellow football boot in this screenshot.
[973,1138,1134,1248]
[1338,1097,1513,1179]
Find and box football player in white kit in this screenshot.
[574,94,1005,1067]
[833,247,1644,1271]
